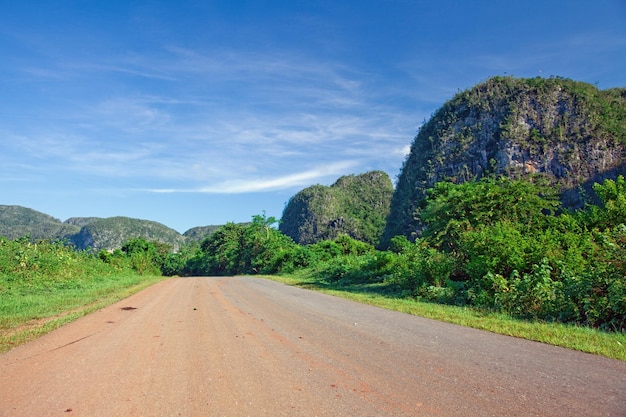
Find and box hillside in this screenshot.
[0,206,188,251]
[383,76,626,244]
[0,205,80,241]
[280,171,394,246]
[183,225,223,242]
[69,216,186,251]
[64,217,102,228]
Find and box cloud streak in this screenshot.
[147,161,360,194]
[1,40,420,195]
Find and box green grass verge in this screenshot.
[265,273,626,362]
[0,274,165,353]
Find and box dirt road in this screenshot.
[0,277,624,416]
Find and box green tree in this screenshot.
[190,214,303,276]
[589,175,626,229]
[120,237,169,275]
[419,176,558,254]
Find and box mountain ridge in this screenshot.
[0,205,220,250]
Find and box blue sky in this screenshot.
[1,1,625,233]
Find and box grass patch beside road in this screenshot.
[266,273,626,362]
[0,274,164,352]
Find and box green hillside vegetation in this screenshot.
[184,224,234,242]
[70,216,186,252]
[384,76,626,244]
[280,171,393,246]
[0,205,80,241]
[0,207,189,253]
[64,217,102,228]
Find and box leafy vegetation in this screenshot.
[185,214,310,276]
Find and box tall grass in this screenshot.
[0,237,164,352]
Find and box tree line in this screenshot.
[174,175,625,332]
[1,175,624,332]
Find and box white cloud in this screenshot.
[1,40,420,197]
[148,161,359,194]
[95,98,172,132]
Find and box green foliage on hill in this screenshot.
[384,76,626,245]
[64,217,101,228]
[182,225,223,242]
[69,216,185,252]
[280,171,393,246]
[0,205,80,241]
[0,207,189,252]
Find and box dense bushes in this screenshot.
[0,237,132,293]
[176,176,625,331]
[0,236,176,295]
[300,176,625,331]
[185,214,311,276]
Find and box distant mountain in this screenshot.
[0,206,188,251]
[383,76,626,244]
[280,171,394,246]
[68,216,186,251]
[0,205,79,241]
[183,225,223,242]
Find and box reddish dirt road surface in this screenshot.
[1,277,624,417]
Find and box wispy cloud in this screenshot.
[147,161,359,193]
[1,41,421,197]
[95,97,172,133]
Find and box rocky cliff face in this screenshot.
[280,171,393,246]
[383,76,626,243]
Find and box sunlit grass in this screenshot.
[266,273,626,361]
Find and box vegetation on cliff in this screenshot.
[280,171,393,246]
[0,206,80,241]
[384,76,626,244]
[69,216,185,252]
[1,207,190,252]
